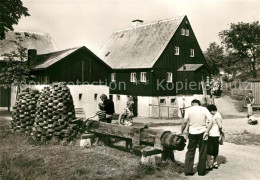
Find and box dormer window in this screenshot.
[190,49,194,57]
[174,46,179,55]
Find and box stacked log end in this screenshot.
[11,89,40,135]
[31,83,78,141]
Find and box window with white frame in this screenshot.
[190,49,194,57]
[111,73,116,82]
[174,46,179,55]
[185,29,189,36]
[181,28,185,35]
[167,72,173,82]
[130,72,137,82]
[140,72,147,82]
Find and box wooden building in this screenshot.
[0,31,56,108]
[29,46,111,84]
[97,15,211,117]
[98,16,210,96]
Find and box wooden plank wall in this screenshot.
[252,82,260,105]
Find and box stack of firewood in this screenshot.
[31,83,78,141]
[11,89,40,135]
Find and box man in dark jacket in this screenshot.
[100,94,115,123]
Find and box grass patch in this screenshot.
[0,117,185,180]
[225,130,260,146]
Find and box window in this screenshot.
[171,98,176,104]
[181,28,185,35]
[190,49,194,57]
[130,72,137,82]
[117,95,120,100]
[140,72,147,82]
[174,46,179,55]
[94,93,98,100]
[111,73,116,82]
[160,99,166,104]
[167,72,172,82]
[79,93,82,100]
[185,29,189,36]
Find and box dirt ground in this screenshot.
[152,96,260,179]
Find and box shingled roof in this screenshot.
[30,47,79,70]
[0,31,56,61]
[97,16,185,69]
[30,46,111,71]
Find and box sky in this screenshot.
[14,0,260,53]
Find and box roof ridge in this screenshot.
[114,15,185,33]
[37,46,81,56]
[10,30,50,36]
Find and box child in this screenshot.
[248,115,258,125]
[88,103,106,122]
[121,107,133,126]
[118,96,134,125]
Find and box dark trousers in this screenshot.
[184,133,208,175]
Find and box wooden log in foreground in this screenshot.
[84,120,186,151]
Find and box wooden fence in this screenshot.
[231,82,260,106]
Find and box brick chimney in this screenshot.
[27,49,37,66]
[132,19,143,27]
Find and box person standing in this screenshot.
[206,104,223,170]
[100,94,115,123]
[245,91,254,116]
[180,99,213,176]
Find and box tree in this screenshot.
[219,21,260,78]
[204,42,224,75]
[0,38,32,111]
[0,0,30,40]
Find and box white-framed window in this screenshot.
[140,72,147,82]
[130,72,137,82]
[167,72,172,82]
[160,99,166,104]
[190,49,194,57]
[174,46,179,55]
[111,73,116,82]
[181,28,185,35]
[185,29,189,36]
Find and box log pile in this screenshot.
[11,89,40,135]
[31,83,78,141]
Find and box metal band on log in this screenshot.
[84,120,186,151]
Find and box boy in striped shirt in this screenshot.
[88,103,106,122]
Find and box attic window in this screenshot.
[120,34,124,38]
[105,52,110,56]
